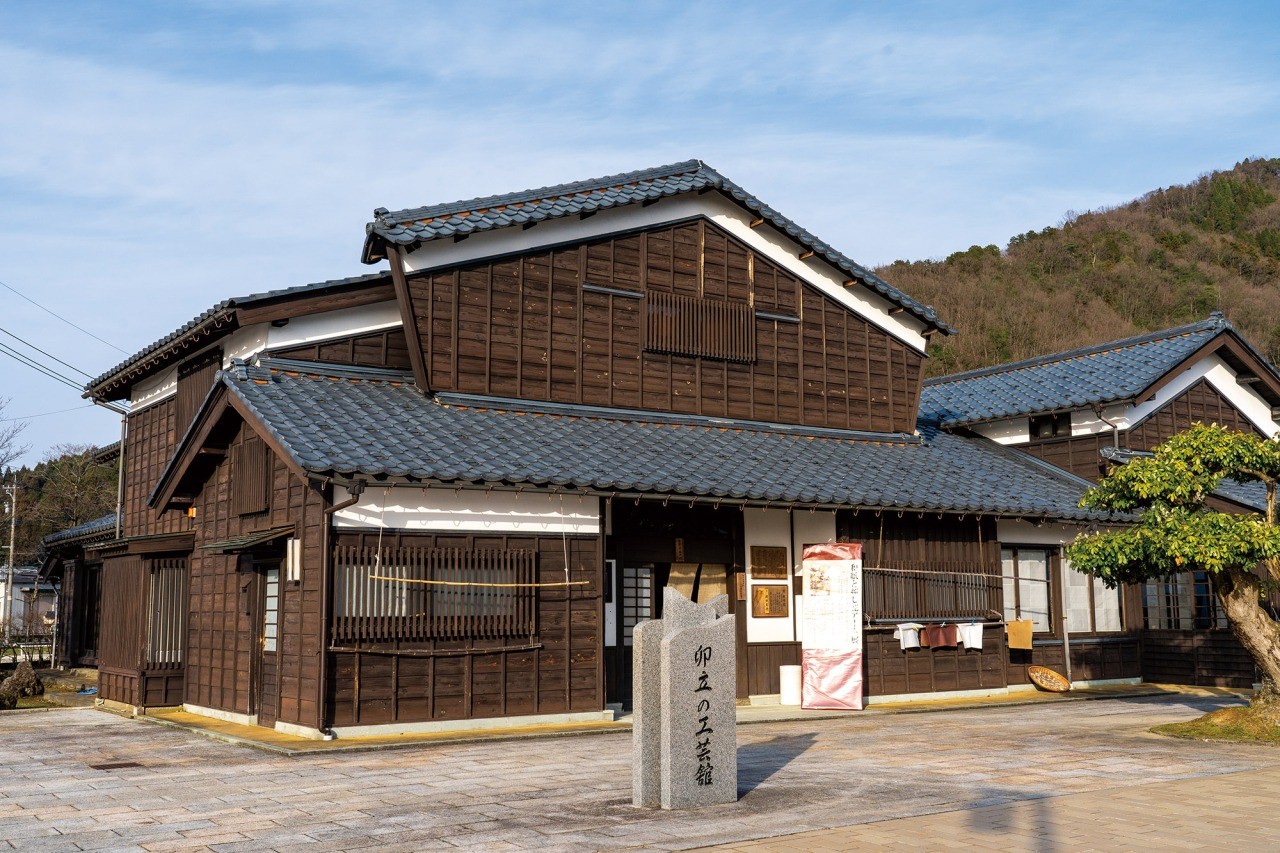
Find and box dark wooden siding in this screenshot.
[1021,431,1113,482]
[187,421,328,728]
[406,219,924,433]
[1141,630,1256,687]
[1023,380,1261,484]
[269,328,411,371]
[327,531,601,726]
[838,511,999,571]
[1069,637,1141,681]
[97,554,146,706]
[175,349,222,429]
[865,625,1007,696]
[121,399,191,539]
[1129,378,1261,450]
[743,643,801,696]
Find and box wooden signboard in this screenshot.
[751,584,790,618]
[749,546,789,579]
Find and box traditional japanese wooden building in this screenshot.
[924,314,1280,688]
[55,160,1274,738]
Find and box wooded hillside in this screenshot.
[876,158,1280,376]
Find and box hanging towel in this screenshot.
[893,623,925,650]
[922,624,959,648]
[958,623,984,651]
[1006,619,1034,650]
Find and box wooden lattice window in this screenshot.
[332,544,538,644]
[147,557,187,666]
[230,435,271,516]
[644,291,755,362]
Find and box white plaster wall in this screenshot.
[222,325,269,367]
[742,508,795,643]
[332,487,600,534]
[265,300,401,350]
[400,193,930,352]
[129,364,178,409]
[996,519,1089,547]
[972,417,1031,445]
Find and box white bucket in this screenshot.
[779,665,802,706]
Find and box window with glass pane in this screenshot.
[263,567,280,652]
[1064,560,1122,633]
[1001,547,1051,632]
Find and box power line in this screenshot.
[0,278,128,354]
[0,404,96,422]
[0,325,92,379]
[0,342,86,393]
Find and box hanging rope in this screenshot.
[367,573,589,588]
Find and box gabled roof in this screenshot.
[363,159,954,335]
[85,271,392,401]
[155,357,1117,523]
[919,313,1267,428]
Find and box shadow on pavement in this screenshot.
[737,732,817,795]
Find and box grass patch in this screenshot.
[1153,705,1280,744]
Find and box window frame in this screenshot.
[1001,545,1056,635]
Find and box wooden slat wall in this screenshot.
[865,625,1007,696]
[838,511,1000,571]
[1140,629,1256,687]
[175,349,222,429]
[121,398,190,538]
[327,531,601,726]
[406,219,924,434]
[188,421,328,728]
[97,554,146,706]
[230,435,271,517]
[1069,638,1141,681]
[1020,431,1113,482]
[1023,379,1262,484]
[644,291,755,363]
[743,642,801,696]
[1129,378,1262,449]
[269,329,412,371]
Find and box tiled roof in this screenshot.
[921,314,1230,428]
[86,271,391,398]
[199,359,1115,522]
[363,160,954,334]
[40,513,118,550]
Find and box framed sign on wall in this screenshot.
[751,583,790,618]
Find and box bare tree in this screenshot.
[0,397,28,472]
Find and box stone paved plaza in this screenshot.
[3,694,1279,851]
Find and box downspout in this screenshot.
[1091,403,1122,452]
[1058,551,1073,687]
[318,479,365,740]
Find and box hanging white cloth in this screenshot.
[893,622,925,651]
[958,622,984,651]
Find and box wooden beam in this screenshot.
[748,217,765,228]
[235,282,397,325]
[798,250,814,260]
[452,233,470,243]
[384,245,431,393]
[521,220,538,230]
[889,306,905,315]
[579,210,597,220]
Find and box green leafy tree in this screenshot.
[1067,424,1280,701]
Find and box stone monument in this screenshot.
[632,587,737,809]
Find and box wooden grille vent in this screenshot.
[147,557,187,667]
[862,566,1001,621]
[230,436,270,516]
[644,291,756,363]
[332,545,537,644]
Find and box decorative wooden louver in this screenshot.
[644,291,756,363]
[230,435,271,516]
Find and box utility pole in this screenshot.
[2,477,15,645]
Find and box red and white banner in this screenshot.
[800,542,863,710]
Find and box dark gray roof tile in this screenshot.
[214,359,1114,522]
[921,314,1231,428]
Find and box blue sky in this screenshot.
[2,1,1279,466]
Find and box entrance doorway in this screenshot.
[603,500,741,706]
[249,556,281,727]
